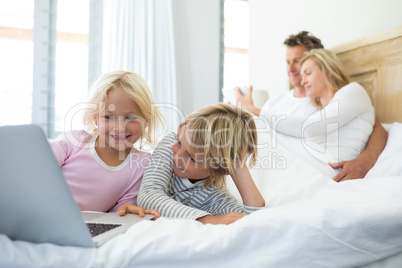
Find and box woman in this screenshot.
[260,49,375,163]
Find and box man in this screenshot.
[235,31,387,182]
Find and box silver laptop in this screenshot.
[0,124,153,247]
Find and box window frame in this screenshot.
[0,0,102,138]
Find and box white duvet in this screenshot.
[1,123,402,268]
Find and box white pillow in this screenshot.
[365,122,402,178]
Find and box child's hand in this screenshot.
[230,161,265,208]
[196,212,246,225]
[118,204,160,219]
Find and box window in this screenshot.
[0,0,92,138]
[223,0,249,89]
[0,0,34,126]
[54,0,89,134]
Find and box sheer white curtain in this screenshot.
[102,0,180,132]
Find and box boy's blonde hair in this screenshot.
[301,49,350,108]
[82,70,165,147]
[178,103,258,190]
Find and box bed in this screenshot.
[1,27,402,268]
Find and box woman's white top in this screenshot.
[260,82,375,162]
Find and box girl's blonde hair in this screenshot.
[301,49,350,108]
[178,103,258,190]
[82,70,165,147]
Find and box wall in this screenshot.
[249,0,402,98]
[172,0,221,117]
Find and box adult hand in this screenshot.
[196,212,246,225]
[331,119,388,182]
[234,85,261,116]
[329,155,372,182]
[118,204,160,219]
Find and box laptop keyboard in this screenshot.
[86,223,122,237]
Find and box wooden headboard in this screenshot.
[331,26,402,123]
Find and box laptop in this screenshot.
[0,124,153,248]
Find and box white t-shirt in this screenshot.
[261,89,317,117]
[259,82,375,162]
[254,89,317,148]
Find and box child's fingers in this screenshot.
[118,204,142,216]
[118,205,159,219]
[136,207,145,217]
[125,205,144,217]
[118,205,129,216]
[145,209,160,218]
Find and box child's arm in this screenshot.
[49,133,71,166]
[194,170,264,224]
[138,132,211,220]
[196,212,246,225]
[118,204,160,218]
[230,162,265,208]
[49,130,87,166]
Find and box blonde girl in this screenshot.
[50,70,164,217]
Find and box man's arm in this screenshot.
[234,86,261,116]
[330,120,388,182]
